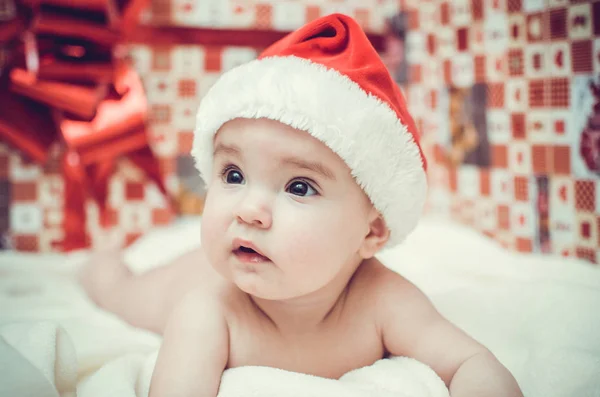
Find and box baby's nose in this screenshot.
[236,191,273,229]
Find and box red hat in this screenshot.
[193,14,428,246]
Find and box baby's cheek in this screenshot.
[200,206,217,235]
[202,191,231,229]
[286,208,350,249]
[201,207,227,253]
[283,226,340,268]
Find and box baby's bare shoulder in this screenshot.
[179,276,245,312]
[351,258,421,300]
[346,258,434,323]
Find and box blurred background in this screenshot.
[0,0,599,264]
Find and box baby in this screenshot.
[81,14,523,397]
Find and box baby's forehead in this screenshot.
[216,118,308,141]
[215,118,337,159]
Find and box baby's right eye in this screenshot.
[222,167,245,184]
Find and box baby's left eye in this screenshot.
[287,180,317,197]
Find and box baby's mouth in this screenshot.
[233,245,271,263]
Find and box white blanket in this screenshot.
[1,216,600,397]
[0,322,448,397]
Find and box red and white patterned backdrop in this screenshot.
[0,143,174,251]
[407,0,600,263]
[140,0,398,33]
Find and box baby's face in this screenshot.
[200,118,376,300]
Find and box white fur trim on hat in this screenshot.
[192,55,427,247]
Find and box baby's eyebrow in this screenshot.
[281,157,336,181]
[213,143,241,158]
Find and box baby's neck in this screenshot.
[249,261,364,335]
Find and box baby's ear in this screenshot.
[359,210,390,259]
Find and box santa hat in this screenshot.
[192,13,428,247]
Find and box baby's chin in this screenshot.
[233,278,287,300]
[214,260,325,300]
[230,273,303,301]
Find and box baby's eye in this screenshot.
[287,180,317,197]
[222,167,245,184]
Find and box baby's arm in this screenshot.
[149,288,229,397]
[80,247,206,334]
[379,276,523,397]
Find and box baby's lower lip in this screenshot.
[233,249,270,264]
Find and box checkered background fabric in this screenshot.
[142,0,395,33]
[412,0,600,264]
[0,142,174,251]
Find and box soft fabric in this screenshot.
[0,322,77,396]
[0,336,62,397]
[0,323,447,397]
[204,356,447,397]
[1,217,600,397]
[192,14,427,247]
